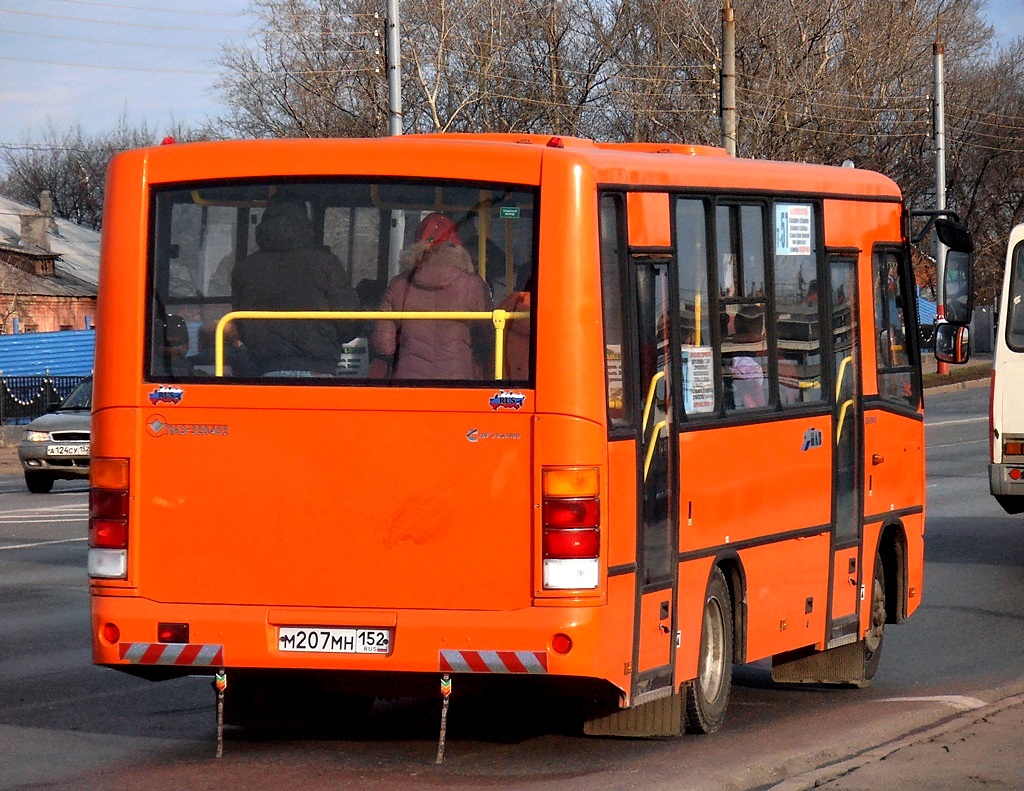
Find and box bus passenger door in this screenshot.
[631,259,679,704]
[826,255,863,647]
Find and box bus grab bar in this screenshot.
[214,309,530,380]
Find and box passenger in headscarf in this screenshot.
[371,213,493,380]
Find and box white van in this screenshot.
[991,224,1024,514]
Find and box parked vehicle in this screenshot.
[18,376,91,493]
[990,223,1024,514]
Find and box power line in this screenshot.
[55,0,247,17]
[0,6,246,34]
[0,54,217,76]
[0,25,216,52]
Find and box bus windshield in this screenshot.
[148,179,537,385]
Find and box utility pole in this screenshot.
[385,0,405,274]
[385,0,402,137]
[933,31,949,374]
[720,0,737,156]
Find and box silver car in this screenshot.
[18,377,91,493]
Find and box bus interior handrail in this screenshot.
[214,309,530,380]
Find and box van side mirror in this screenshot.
[934,321,970,365]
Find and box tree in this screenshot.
[0,116,197,231]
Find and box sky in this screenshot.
[0,0,1021,149]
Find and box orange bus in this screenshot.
[89,134,972,736]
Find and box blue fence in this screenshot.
[0,375,87,425]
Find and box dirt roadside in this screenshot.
[0,441,20,478]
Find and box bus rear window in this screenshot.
[147,180,537,385]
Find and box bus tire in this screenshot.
[684,567,733,734]
[25,471,55,494]
[995,495,1024,515]
[862,553,886,682]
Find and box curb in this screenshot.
[925,376,990,395]
[767,687,1024,790]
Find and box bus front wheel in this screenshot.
[684,567,733,734]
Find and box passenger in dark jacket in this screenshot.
[371,213,493,380]
[232,197,360,376]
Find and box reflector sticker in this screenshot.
[439,649,548,674]
[118,642,224,666]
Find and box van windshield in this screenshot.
[148,180,537,386]
[1007,242,1024,353]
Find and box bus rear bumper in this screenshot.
[990,463,1024,514]
[90,594,628,692]
[990,462,1024,496]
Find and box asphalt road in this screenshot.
[1,382,1020,790]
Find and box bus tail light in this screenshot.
[541,467,600,590]
[89,457,130,579]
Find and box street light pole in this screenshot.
[721,0,737,156]
[933,32,949,374]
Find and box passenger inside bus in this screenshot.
[155,314,195,378]
[187,321,257,377]
[724,307,768,410]
[497,271,532,380]
[371,212,493,380]
[231,195,361,376]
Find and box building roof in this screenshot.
[0,193,100,291]
[0,328,95,376]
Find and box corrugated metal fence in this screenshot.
[0,375,87,424]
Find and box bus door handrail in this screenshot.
[214,309,530,379]
[643,419,668,481]
[641,370,666,433]
[834,354,854,444]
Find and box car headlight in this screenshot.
[23,430,49,442]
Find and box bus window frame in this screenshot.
[670,193,827,424]
[144,177,540,388]
[871,243,923,412]
[1005,240,1024,353]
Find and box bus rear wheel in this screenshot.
[684,567,733,734]
[862,554,886,682]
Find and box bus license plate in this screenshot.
[278,627,391,654]
[47,444,89,456]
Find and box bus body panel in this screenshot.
[863,407,925,515]
[105,400,536,611]
[679,418,833,551]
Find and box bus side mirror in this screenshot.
[935,217,973,253]
[935,218,974,326]
[934,321,970,365]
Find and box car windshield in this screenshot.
[60,379,92,410]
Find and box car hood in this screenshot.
[24,411,91,433]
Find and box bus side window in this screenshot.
[675,198,715,416]
[873,249,918,407]
[721,304,769,411]
[600,194,630,428]
[716,201,771,413]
